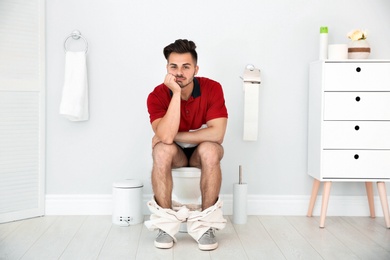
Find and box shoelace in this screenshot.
[204,228,215,238]
[158,230,168,236]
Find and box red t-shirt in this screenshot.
[147,77,228,131]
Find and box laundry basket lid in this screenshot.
[113,179,143,188]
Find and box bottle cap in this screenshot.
[320,27,328,34]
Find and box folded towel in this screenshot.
[59,51,89,121]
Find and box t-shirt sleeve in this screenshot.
[147,89,169,123]
[206,82,228,122]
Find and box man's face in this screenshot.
[166,52,199,88]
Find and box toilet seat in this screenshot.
[172,167,201,178]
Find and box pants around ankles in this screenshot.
[144,197,227,242]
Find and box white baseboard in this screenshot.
[45,194,388,217]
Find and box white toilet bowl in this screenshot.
[172,167,201,205]
[172,167,201,233]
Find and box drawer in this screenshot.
[324,62,390,91]
[322,150,390,179]
[323,121,390,149]
[324,92,390,120]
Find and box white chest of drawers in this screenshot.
[308,60,390,181]
[307,60,390,228]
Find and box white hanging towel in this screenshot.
[59,51,89,121]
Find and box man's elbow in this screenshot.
[215,134,225,145]
[159,135,175,145]
[154,129,176,145]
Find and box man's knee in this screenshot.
[153,143,178,164]
[196,142,224,164]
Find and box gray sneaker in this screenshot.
[154,229,174,249]
[198,228,218,251]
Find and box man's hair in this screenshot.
[163,39,198,64]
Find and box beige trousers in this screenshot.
[144,197,226,242]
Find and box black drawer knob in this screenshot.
[354,154,359,159]
[356,67,361,72]
[355,96,361,102]
[355,125,360,131]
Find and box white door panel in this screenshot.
[0,0,45,223]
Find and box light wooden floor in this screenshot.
[1,215,390,260]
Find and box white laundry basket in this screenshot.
[112,179,143,226]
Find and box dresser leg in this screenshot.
[319,181,332,228]
[377,182,390,228]
[307,179,321,217]
[365,182,375,218]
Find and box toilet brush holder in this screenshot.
[233,182,248,224]
[233,165,248,224]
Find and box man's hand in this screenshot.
[164,73,181,93]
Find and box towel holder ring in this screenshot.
[64,30,88,53]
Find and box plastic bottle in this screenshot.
[319,26,328,60]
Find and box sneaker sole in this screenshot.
[198,242,218,251]
[154,240,173,249]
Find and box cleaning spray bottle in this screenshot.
[319,26,328,60]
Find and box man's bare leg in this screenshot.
[190,142,224,209]
[152,142,187,208]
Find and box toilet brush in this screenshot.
[239,165,243,184]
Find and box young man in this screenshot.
[146,39,228,250]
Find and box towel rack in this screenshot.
[64,30,88,53]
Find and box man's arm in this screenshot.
[174,117,227,145]
[151,74,181,145]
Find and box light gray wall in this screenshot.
[46,0,390,196]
